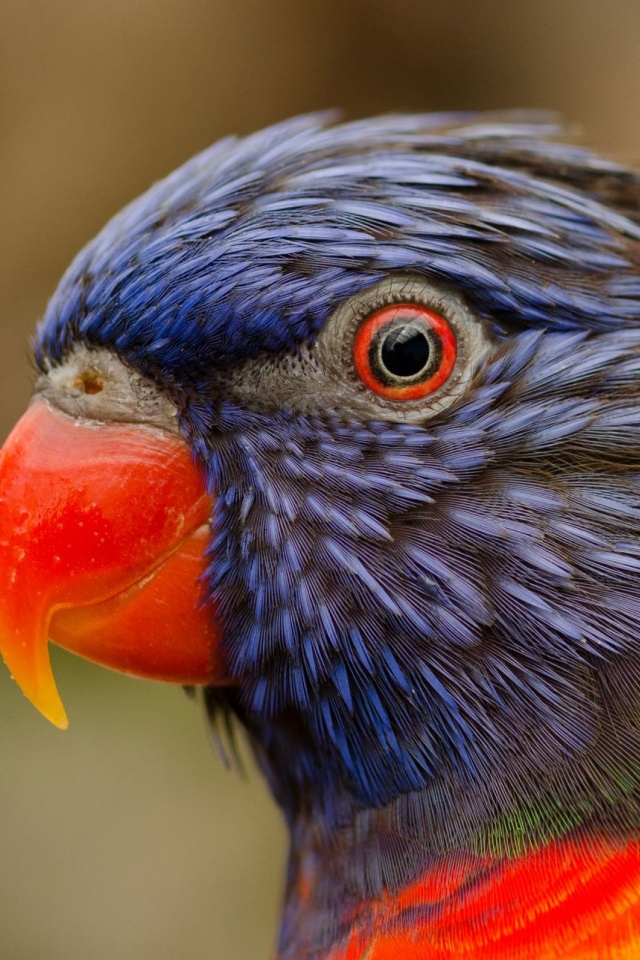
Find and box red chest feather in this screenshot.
[330,839,640,960]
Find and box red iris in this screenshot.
[353,303,457,401]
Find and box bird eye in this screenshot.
[353,304,457,401]
[212,276,484,423]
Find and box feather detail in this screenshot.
[30,111,640,959]
[328,838,640,960]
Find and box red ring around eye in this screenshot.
[353,304,457,401]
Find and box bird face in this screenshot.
[1,114,640,857]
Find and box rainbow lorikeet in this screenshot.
[1,112,640,959]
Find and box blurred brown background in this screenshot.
[1,2,639,958]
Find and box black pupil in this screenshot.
[380,323,430,378]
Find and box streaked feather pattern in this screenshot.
[333,839,640,959]
[36,113,640,957]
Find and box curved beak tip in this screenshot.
[0,400,220,728]
[6,668,69,730]
[40,698,69,731]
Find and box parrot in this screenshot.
[1,111,640,960]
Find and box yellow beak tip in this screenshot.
[52,712,69,731]
[11,678,69,730]
[37,699,69,731]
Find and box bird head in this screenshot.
[1,113,640,854]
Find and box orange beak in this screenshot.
[0,399,221,729]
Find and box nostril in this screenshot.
[73,370,104,395]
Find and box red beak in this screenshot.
[0,400,221,728]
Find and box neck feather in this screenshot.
[280,828,640,960]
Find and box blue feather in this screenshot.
[33,112,640,955]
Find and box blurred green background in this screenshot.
[1,2,640,958]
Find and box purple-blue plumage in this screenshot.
[38,113,640,384]
[34,113,640,957]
